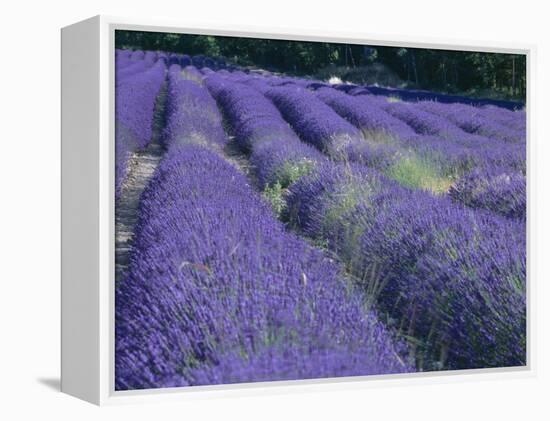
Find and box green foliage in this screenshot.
[277,159,316,188]
[116,30,526,101]
[263,182,286,217]
[386,155,454,195]
[180,68,203,84]
[373,46,526,100]
[316,177,378,279]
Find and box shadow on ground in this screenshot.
[37,377,60,392]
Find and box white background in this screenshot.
[1,0,548,418]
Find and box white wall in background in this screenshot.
[0,0,548,419]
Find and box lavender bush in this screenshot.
[418,101,525,144]
[115,75,412,389]
[285,162,526,369]
[449,166,526,219]
[114,49,526,388]
[315,87,525,211]
[115,60,166,198]
[205,75,324,188]
[164,67,227,148]
[116,60,154,83]
[265,86,364,156]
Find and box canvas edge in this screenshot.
[61,15,102,406]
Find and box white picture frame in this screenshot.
[61,15,535,406]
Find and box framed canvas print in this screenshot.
[61,15,532,405]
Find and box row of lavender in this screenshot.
[203,71,526,371]
[115,66,412,390]
[114,49,240,200]
[116,48,231,73]
[239,69,524,111]
[325,81,523,111]
[212,69,526,220]
[315,87,526,219]
[115,59,166,199]
[114,52,526,384]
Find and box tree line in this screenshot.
[116,30,526,101]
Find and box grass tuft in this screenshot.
[360,129,400,146]
[320,176,376,269]
[277,159,316,188]
[263,182,286,217]
[386,155,454,194]
[180,69,203,85]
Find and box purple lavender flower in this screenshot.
[116,60,154,83]
[129,50,144,61]
[116,148,411,389]
[164,69,227,149]
[116,60,166,149]
[144,51,157,63]
[316,87,416,139]
[114,63,526,388]
[115,60,166,199]
[419,101,525,143]
[204,75,324,188]
[286,162,526,369]
[116,49,132,61]
[449,166,526,219]
[265,86,363,155]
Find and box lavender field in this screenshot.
[114,48,526,391]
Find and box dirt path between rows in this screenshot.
[115,84,167,282]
